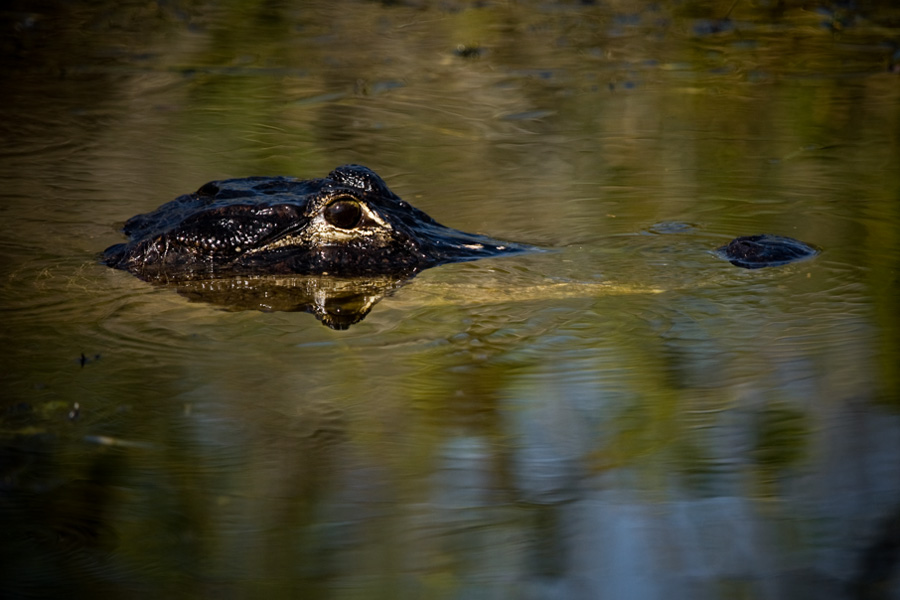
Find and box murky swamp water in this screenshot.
[2,1,899,598]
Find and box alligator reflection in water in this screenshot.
[172,274,408,329]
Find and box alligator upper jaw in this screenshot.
[414,222,539,266]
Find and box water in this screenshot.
[2,1,899,598]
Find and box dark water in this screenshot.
[2,1,899,598]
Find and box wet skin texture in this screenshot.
[103,165,532,280]
[716,234,819,269]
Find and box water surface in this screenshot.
[2,1,899,598]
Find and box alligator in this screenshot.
[103,164,534,280]
[103,164,819,328]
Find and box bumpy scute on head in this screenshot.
[717,234,819,269]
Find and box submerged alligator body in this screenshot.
[104,164,532,280]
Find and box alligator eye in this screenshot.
[324,199,363,230]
